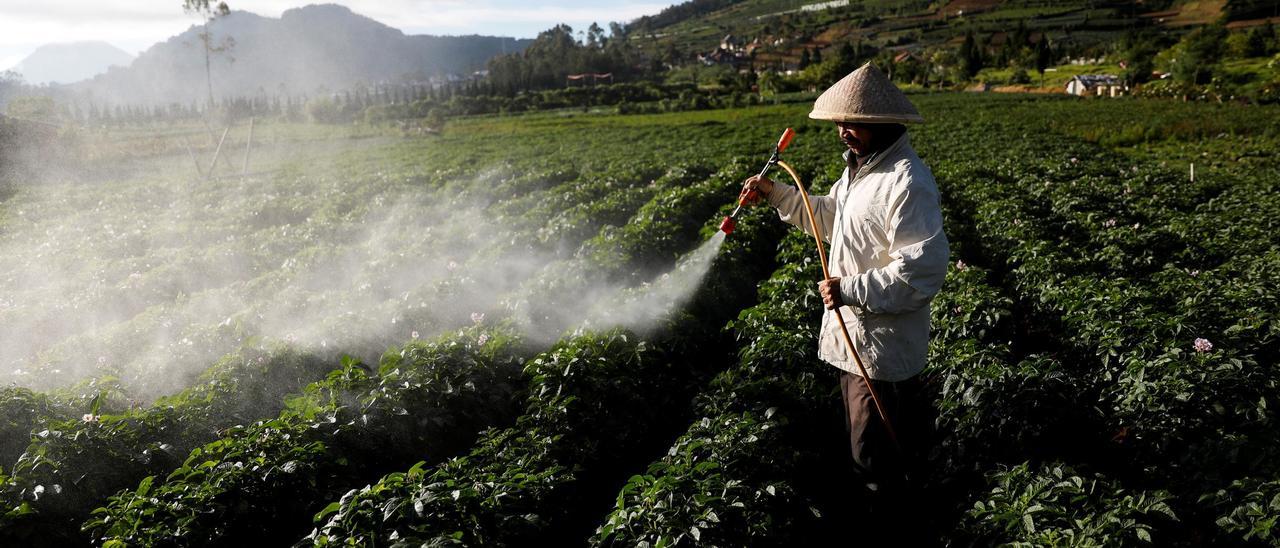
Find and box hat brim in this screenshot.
[809,110,925,124]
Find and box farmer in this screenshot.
[742,63,949,509]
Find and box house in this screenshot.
[893,51,920,64]
[699,37,750,67]
[1065,74,1120,96]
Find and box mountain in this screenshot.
[73,4,530,106]
[11,42,135,85]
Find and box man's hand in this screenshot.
[818,277,843,310]
[740,175,775,205]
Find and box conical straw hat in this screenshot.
[809,62,923,124]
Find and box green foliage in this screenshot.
[307,182,787,546]
[5,96,58,120]
[961,462,1178,546]
[486,24,647,94]
[83,327,526,546]
[3,92,1279,546]
[918,93,1279,542]
[0,388,70,470]
[1170,24,1229,85]
[0,348,334,546]
[1206,477,1280,543]
[592,230,827,546]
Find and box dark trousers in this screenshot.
[838,371,932,491]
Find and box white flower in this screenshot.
[955,260,967,271]
[471,312,484,324]
[1193,338,1213,353]
[82,414,99,423]
[477,333,490,346]
[411,331,420,339]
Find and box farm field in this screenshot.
[0,92,1277,546]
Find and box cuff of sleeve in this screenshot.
[766,181,794,208]
[838,275,869,314]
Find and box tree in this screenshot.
[959,30,984,80]
[757,70,785,99]
[1244,24,1275,57]
[929,48,962,87]
[1121,41,1156,85]
[1034,37,1054,83]
[1170,24,1227,85]
[183,0,234,108]
[587,22,605,48]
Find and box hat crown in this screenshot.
[809,62,923,124]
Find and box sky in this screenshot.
[0,0,676,71]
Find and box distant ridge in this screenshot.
[71,3,530,106]
[11,42,135,85]
[624,0,1242,66]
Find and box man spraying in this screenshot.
[742,63,949,512]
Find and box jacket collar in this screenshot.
[844,131,911,181]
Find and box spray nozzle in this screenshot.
[721,127,795,234]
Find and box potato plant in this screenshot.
[305,202,786,546]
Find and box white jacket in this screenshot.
[767,133,948,381]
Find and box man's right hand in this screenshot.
[741,175,775,205]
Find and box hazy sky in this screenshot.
[0,0,675,70]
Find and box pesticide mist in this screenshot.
[0,131,726,402]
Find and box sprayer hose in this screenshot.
[774,160,902,453]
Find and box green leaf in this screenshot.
[136,475,154,498]
[89,392,104,416]
[315,501,342,522]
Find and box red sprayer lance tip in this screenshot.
[720,127,796,234]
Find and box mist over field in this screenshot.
[0,130,714,401]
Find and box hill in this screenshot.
[71,4,530,106]
[9,42,135,85]
[623,0,1253,69]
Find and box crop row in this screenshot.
[923,117,1278,542]
[302,201,784,546]
[83,159,782,545]
[590,229,832,546]
[0,159,705,545]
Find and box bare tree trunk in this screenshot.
[181,136,204,179]
[206,126,230,179]
[242,117,254,175]
[203,26,215,108]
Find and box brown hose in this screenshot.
[775,159,902,454]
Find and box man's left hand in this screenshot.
[818,277,843,310]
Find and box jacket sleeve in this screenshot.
[766,170,842,244]
[839,173,949,315]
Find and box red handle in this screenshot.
[739,187,760,206]
[776,127,796,153]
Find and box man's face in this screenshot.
[837,122,873,156]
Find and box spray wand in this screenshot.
[719,127,796,235]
